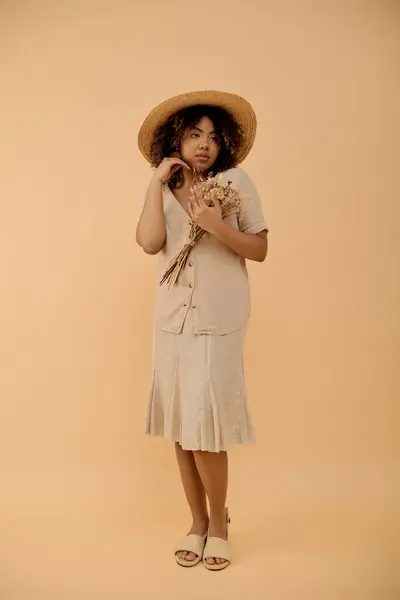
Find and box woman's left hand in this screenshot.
[188,186,223,234]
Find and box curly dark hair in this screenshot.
[149,105,244,189]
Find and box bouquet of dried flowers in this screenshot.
[160,172,241,288]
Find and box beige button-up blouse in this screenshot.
[154,167,268,335]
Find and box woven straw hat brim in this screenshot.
[138,90,257,165]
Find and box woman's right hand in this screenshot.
[153,156,191,184]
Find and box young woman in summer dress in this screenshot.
[136,90,268,571]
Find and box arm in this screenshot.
[136,156,191,255]
[212,222,268,262]
[136,178,166,255]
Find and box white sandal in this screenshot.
[203,508,231,571]
[175,532,208,567]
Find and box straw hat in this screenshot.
[138,90,257,165]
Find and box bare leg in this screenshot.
[175,443,209,562]
[193,450,229,566]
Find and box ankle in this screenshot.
[209,508,227,523]
[191,513,209,529]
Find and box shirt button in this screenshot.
[192,305,196,309]
[189,283,193,288]
[188,261,193,267]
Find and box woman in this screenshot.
[136,91,268,571]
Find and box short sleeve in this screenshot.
[236,169,268,235]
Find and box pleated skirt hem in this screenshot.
[144,429,256,453]
[144,310,256,454]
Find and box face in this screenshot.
[179,116,221,172]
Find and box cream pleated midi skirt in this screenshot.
[144,309,255,453]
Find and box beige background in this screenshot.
[0,1,399,598]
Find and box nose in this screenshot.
[199,137,209,150]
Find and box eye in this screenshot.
[191,133,200,138]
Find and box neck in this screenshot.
[182,169,194,188]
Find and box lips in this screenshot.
[196,153,210,160]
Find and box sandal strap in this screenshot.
[203,536,231,563]
[175,534,206,557]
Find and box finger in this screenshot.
[189,187,197,205]
[170,164,181,175]
[169,157,191,170]
[197,194,207,209]
[189,202,197,221]
[191,199,199,215]
[191,187,202,206]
